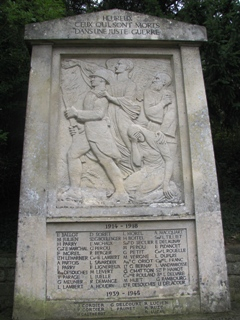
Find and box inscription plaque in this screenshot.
[56,228,189,292]
[47,220,197,318]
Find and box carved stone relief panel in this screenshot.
[56,57,183,208]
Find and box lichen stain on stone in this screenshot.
[13,295,45,320]
[26,189,40,202]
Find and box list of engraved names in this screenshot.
[56,223,189,296]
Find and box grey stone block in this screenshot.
[226,245,240,256]
[0,283,14,297]
[6,269,15,282]
[0,256,16,268]
[228,275,240,289]
[227,253,240,263]
[0,270,5,282]
[228,262,240,275]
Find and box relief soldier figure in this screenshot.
[61,69,129,204]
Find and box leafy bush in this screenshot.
[213,126,240,241]
[1,0,240,250]
[0,0,67,252]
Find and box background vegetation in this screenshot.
[1,0,240,252]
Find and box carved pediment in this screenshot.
[25,9,207,43]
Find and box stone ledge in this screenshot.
[228,275,240,289]
[228,262,240,275]
[23,312,240,320]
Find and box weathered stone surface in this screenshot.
[180,45,228,313]
[13,9,229,320]
[13,216,46,320]
[18,45,51,217]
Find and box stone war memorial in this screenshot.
[13,9,231,320]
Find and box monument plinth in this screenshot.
[13,9,230,320]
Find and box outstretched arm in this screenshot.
[64,97,108,122]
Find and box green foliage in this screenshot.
[177,0,240,128]
[1,0,240,249]
[65,0,184,17]
[0,0,67,117]
[213,127,240,241]
[96,0,240,128]
[98,0,183,17]
[2,0,66,24]
[176,1,240,242]
[0,1,67,248]
[66,0,99,14]
[0,130,8,144]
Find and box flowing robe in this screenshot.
[107,79,140,177]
